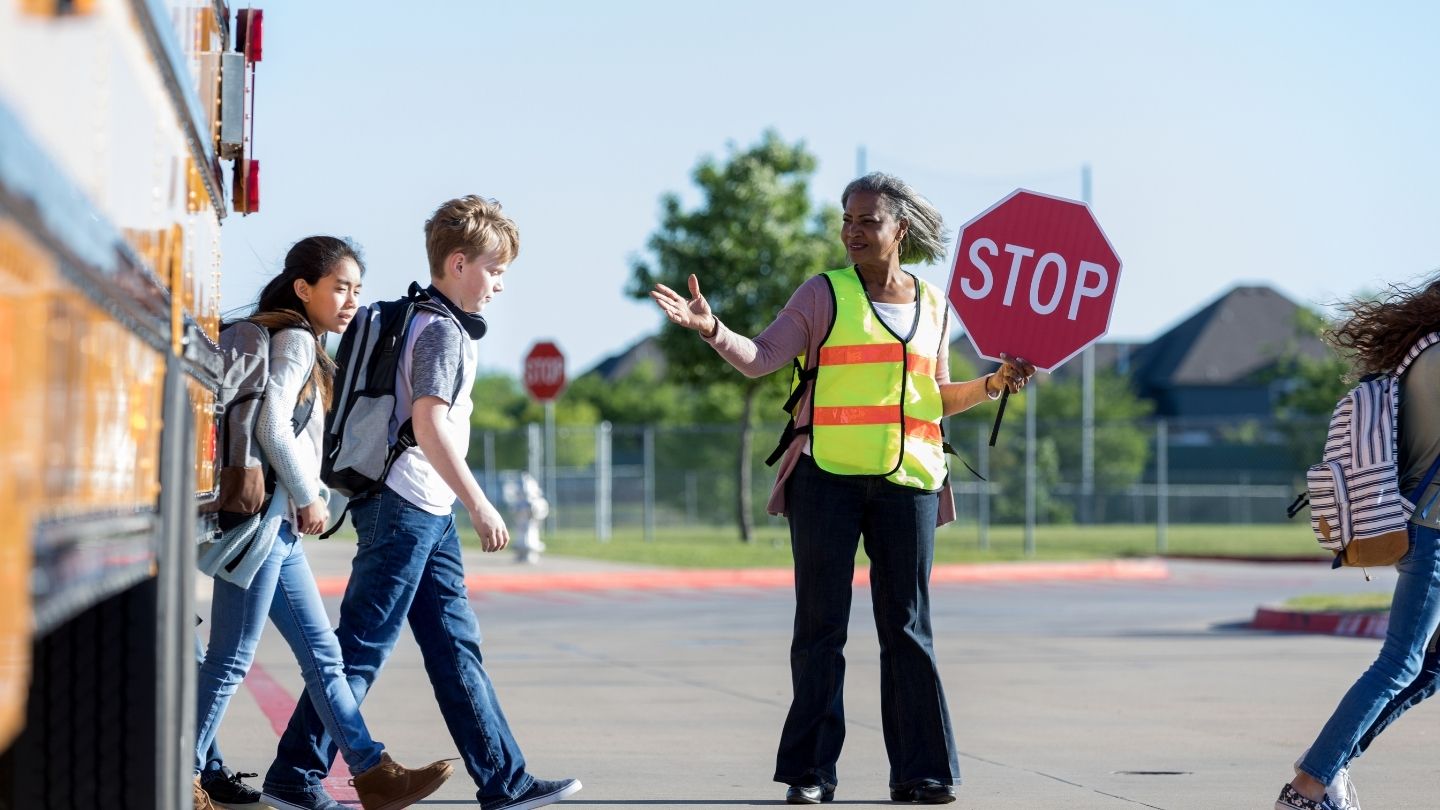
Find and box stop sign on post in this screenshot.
[947,189,1121,372]
[523,341,566,402]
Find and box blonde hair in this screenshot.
[423,195,520,279]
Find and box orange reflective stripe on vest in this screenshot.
[819,343,936,377]
[812,406,942,442]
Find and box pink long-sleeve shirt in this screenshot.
[702,274,967,526]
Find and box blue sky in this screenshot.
[219,0,1440,378]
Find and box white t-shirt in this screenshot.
[385,312,476,515]
[870,300,918,338]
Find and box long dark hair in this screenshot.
[1329,275,1440,377]
[251,236,365,409]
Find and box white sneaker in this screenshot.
[1293,752,1361,810]
[1330,768,1360,809]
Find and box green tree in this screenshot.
[628,131,846,541]
[468,373,530,431]
[1265,308,1351,470]
[1270,308,1351,420]
[1034,370,1154,521]
[466,371,600,468]
[564,361,690,426]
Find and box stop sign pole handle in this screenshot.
[988,389,1009,447]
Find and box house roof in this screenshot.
[585,335,667,382]
[1129,285,1329,388]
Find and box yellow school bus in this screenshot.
[0,1,258,805]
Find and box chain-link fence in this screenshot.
[471,413,1330,542]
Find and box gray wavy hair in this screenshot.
[841,172,949,265]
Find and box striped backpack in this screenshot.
[1289,333,1440,569]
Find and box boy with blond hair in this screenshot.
[261,196,582,810]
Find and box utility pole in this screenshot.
[857,144,867,177]
[1080,162,1095,525]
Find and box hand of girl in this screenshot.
[296,499,329,536]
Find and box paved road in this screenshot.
[202,545,1427,809]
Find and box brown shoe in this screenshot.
[351,752,454,810]
[193,776,218,810]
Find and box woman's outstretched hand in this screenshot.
[650,274,717,336]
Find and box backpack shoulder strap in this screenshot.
[1395,332,1440,378]
[264,323,319,437]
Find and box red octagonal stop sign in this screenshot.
[947,189,1121,372]
[523,341,566,402]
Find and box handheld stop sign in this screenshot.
[946,189,1122,443]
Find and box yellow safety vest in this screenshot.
[785,267,949,491]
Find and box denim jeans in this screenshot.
[195,634,226,778]
[196,522,384,776]
[1351,626,1440,759]
[263,487,532,806]
[1300,521,1440,783]
[774,455,960,791]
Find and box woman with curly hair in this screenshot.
[1276,279,1440,810]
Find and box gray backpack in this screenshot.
[319,283,473,536]
[202,319,313,531]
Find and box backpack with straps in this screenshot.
[320,283,470,536]
[202,318,315,532]
[1289,332,1440,569]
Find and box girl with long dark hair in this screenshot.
[194,236,453,810]
[1276,278,1440,810]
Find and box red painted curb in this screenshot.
[1251,606,1390,639]
[313,558,1169,598]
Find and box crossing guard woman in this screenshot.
[650,172,1033,805]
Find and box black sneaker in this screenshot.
[490,778,583,810]
[200,767,261,806]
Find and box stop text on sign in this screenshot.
[946,188,1122,372]
[525,357,564,386]
[959,239,1110,321]
[523,340,566,401]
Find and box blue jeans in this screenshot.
[1350,626,1440,759]
[196,522,384,776]
[263,487,532,806]
[1301,522,1440,783]
[196,633,226,778]
[774,456,960,791]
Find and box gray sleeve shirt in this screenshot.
[411,319,463,404]
[1399,344,1440,527]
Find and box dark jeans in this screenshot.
[263,487,533,806]
[774,455,960,791]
